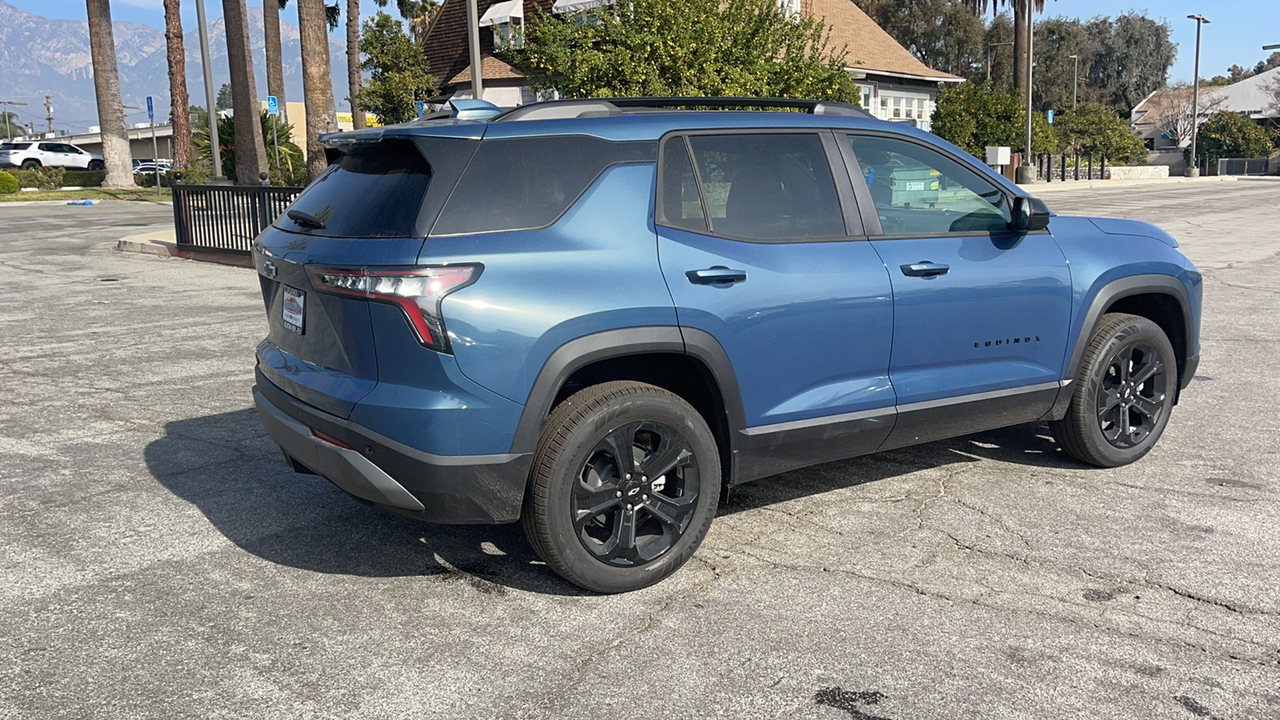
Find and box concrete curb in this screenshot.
[1027,175,1244,194]
[115,229,253,268]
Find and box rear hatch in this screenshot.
[254,130,481,418]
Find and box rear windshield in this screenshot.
[1,143,31,151]
[275,139,432,237]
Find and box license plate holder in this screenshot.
[281,285,305,334]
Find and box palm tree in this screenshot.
[163,0,192,169]
[346,0,366,129]
[85,0,135,188]
[298,0,338,180]
[965,0,1048,96]
[222,0,270,184]
[264,0,288,122]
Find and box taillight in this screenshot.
[307,265,481,353]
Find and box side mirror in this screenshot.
[1011,196,1051,232]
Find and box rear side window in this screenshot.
[277,139,432,237]
[431,136,654,236]
[684,133,845,241]
[0,143,29,150]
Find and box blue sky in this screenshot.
[7,0,1275,85]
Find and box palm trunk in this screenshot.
[222,0,269,184]
[1013,0,1028,98]
[264,0,287,123]
[298,0,337,181]
[86,0,135,188]
[347,0,365,129]
[163,0,192,169]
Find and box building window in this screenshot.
[777,0,802,14]
[493,18,524,48]
[893,97,902,118]
[480,0,524,48]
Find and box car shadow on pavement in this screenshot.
[145,409,1085,595]
[144,408,589,596]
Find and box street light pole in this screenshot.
[195,0,226,183]
[1069,54,1079,108]
[1187,14,1210,178]
[1,100,28,140]
[465,0,484,100]
[986,42,1013,84]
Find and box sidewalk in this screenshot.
[116,227,252,268]
[1025,174,1275,193]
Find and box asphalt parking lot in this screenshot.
[1,181,1278,719]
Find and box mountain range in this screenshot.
[0,0,350,135]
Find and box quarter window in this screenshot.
[848,134,1012,235]
[659,138,708,233]
[681,133,845,241]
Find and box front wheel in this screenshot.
[522,381,721,593]
[1050,313,1179,467]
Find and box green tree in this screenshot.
[194,110,306,185]
[1031,16,1090,113]
[1053,102,1147,164]
[510,0,860,103]
[982,12,1015,89]
[866,0,986,80]
[215,82,234,110]
[931,81,1056,158]
[1085,12,1176,115]
[1196,111,1274,164]
[0,111,21,139]
[358,12,436,124]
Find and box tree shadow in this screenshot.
[145,409,1086,594]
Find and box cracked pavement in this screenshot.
[1,183,1278,719]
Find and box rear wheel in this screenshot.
[20,160,40,170]
[1050,313,1178,467]
[522,381,720,593]
[87,160,104,171]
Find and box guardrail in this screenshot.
[172,182,304,255]
[1033,153,1108,182]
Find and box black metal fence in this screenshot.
[1031,152,1109,182]
[1216,157,1269,176]
[172,183,304,254]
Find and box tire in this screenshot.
[1050,313,1179,467]
[87,160,104,171]
[521,381,721,593]
[20,160,40,170]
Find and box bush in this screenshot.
[1053,103,1148,166]
[932,81,1058,158]
[8,166,65,190]
[1197,110,1274,164]
[0,171,17,194]
[63,170,106,187]
[172,164,211,185]
[136,170,174,188]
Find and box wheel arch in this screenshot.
[509,327,745,486]
[1059,274,1194,413]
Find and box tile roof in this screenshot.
[424,0,555,91]
[805,0,962,82]
[448,54,524,85]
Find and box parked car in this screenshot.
[252,97,1202,593]
[0,141,103,170]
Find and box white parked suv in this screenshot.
[0,141,104,170]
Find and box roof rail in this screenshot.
[493,96,874,122]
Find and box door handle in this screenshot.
[900,261,950,278]
[687,267,747,286]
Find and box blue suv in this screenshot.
[252,97,1202,593]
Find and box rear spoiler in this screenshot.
[319,100,502,151]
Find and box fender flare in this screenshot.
[1050,273,1194,419]
[508,327,746,456]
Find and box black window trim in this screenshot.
[655,128,869,245]
[840,129,1047,241]
[428,135,658,238]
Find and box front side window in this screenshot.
[682,133,845,241]
[848,134,1012,235]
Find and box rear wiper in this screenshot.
[287,209,326,230]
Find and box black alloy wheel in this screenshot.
[523,381,720,593]
[1051,313,1179,467]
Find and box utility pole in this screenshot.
[1,100,28,139]
[466,0,484,100]
[45,96,53,135]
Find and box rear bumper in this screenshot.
[254,373,532,524]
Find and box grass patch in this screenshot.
[0,188,173,203]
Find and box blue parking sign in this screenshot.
[416,101,426,117]
[146,96,154,121]
[267,96,279,116]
